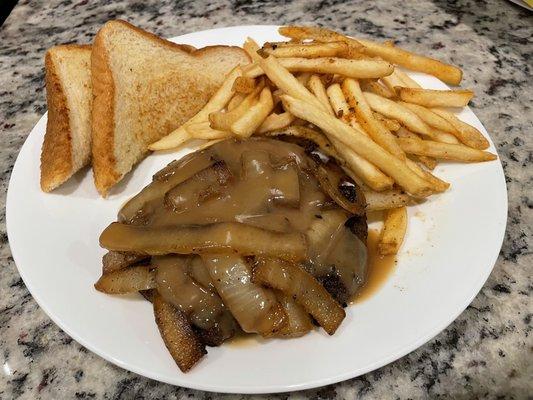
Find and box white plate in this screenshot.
[6,25,507,394]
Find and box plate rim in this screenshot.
[6,24,508,394]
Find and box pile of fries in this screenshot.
[150,25,496,256]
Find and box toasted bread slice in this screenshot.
[40,45,92,192]
[91,20,249,196]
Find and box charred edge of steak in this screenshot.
[318,273,349,307]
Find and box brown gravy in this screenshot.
[352,229,397,303]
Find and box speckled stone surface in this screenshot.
[1,0,532,398]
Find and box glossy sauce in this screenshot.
[352,229,397,303]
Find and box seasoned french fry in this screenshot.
[259,41,349,58]
[258,55,329,112]
[231,86,274,137]
[227,93,246,111]
[296,72,312,86]
[360,79,395,99]
[378,207,408,255]
[257,112,295,133]
[326,83,363,130]
[362,91,435,138]
[243,37,262,63]
[405,157,449,193]
[342,79,406,159]
[397,87,474,107]
[399,101,456,134]
[412,154,437,170]
[373,112,401,131]
[249,57,394,79]
[278,25,365,53]
[279,25,463,85]
[209,80,265,131]
[381,71,405,95]
[433,129,460,144]
[281,94,433,197]
[232,76,257,94]
[397,137,497,162]
[149,67,242,150]
[185,121,231,140]
[308,75,335,116]
[364,189,416,211]
[431,108,490,150]
[273,123,394,191]
[394,68,421,88]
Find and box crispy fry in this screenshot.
[257,111,295,133]
[399,101,456,134]
[272,124,394,191]
[397,87,474,107]
[381,70,405,95]
[342,79,406,159]
[259,41,349,58]
[397,137,497,162]
[243,37,262,63]
[405,157,449,193]
[373,112,401,131]
[278,25,365,53]
[355,38,463,85]
[149,67,242,150]
[296,72,312,86]
[227,93,246,111]
[362,91,435,138]
[281,94,433,196]
[378,207,408,255]
[258,55,329,112]
[231,86,274,137]
[360,79,395,99]
[364,189,416,211]
[279,25,463,85]
[209,80,265,131]
[247,57,393,79]
[433,129,460,144]
[412,155,437,170]
[185,121,230,140]
[393,68,421,88]
[308,74,335,115]
[326,83,363,131]
[431,108,490,150]
[94,265,155,294]
[232,76,257,94]
[153,293,206,372]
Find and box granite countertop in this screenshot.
[1,0,532,398]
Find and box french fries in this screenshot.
[399,101,456,134]
[393,68,421,88]
[149,67,242,150]
[362,91,435,138]
[373,112,401,131]
[243,37,262,63]
[378,207,408,255]
[431,108,490,150]
[278,25,365,53]
[259,41,349,58]
[257,111,295,133]
[231,86,274,137]
[281,94,433,197]
[258,55,329,112]
[308,74,335,116]
[326,83,362,129]
[227,93,246,111]
[397,137,497,162]
[185,122,230,140]
[360,79,396,99]
[381,71,405,95]
[397,87,474,107]
[232,76,257,94]
[342,79,405,159]
[364,189,416,211]
[245,58,394,79]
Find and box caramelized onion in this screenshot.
[94,265,155,294]
[101,251,148,274]
[119,151,214,223]
[252,258,345,335]
[202,254,287,335]
[270,291,313,338]
[100,222,308,261]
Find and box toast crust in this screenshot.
[91,20,249,196]
[91,30,120,196]
[40,45,92,192]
